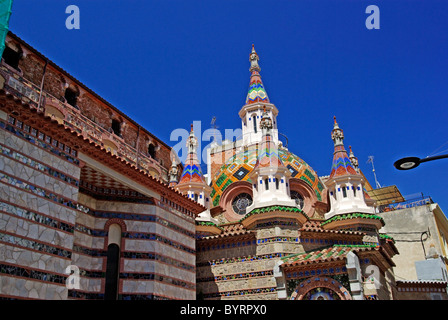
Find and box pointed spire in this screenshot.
[349,146,360,173]
[178,124,207,185]
[329,117,358,178]
[246,45,269,104]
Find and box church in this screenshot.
[0,31,446,300]
[170,45,399,300]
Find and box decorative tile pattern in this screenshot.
[210,148,324,207]
[329,145,358,178]
[246,80,269,104]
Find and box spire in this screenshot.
[178,124,207,185]
[329,117,358,178]
[324,117,375,221]
[246,45,269,104]
[349,146,360,173]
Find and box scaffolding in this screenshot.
[0,0,13,57]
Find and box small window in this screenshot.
[253,115,257,133]
[2,45,21,70]
[275,177,279,190]
[232,193,253,215]
[290,191,304,209]
[64,87,78,107]
[111,119,121,136]
[148,143,156,158]
[265,178,269,190]
[342,186,347,198]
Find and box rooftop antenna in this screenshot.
[367,156,381,189]
[211,116,219,143]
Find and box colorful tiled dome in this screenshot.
[210,148,326,207]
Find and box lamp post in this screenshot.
[394,154,448,170]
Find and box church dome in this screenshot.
[210,147,326,209]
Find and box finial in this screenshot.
[249,44,260,72]
[349,145,352,153]
[190,123,194,132]
[331,117,344,146]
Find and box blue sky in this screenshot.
[8,1,448,212]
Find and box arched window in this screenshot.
[265,178,269,190]
[105,224,122,300]
[342,186,347,198]
[275,177,280,190]
[253,115,257,133]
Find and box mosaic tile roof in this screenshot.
[329,118,358,178]
[321,212,384,227]
[179,154,206,184]
[246,73,269,104]
[178,125,207,185]
[245,45,269,104]
[239,205,308,223]
[300,220,364,236]
[329,145,358,178]
[210,148,325,207]
[281,244,379,267]
[198,222,254,240]
[253,134,284,170]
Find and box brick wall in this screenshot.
[5,34,173,176]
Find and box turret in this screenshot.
[246,108,295,211]
[176,124,216,223]
[239,45,279,146]
[325,117,374,219]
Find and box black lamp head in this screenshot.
[394,157,421,170]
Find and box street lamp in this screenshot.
[394,154,448,170]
